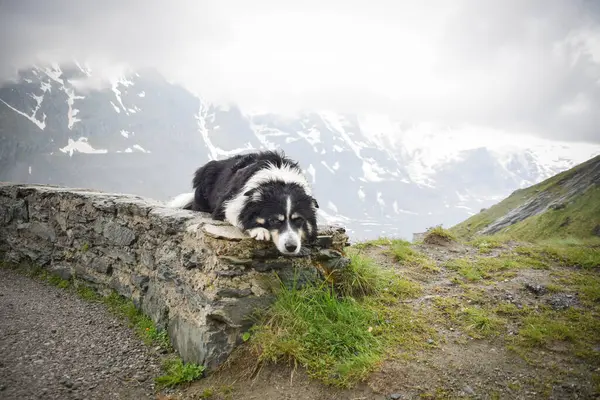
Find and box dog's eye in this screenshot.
[268,218,282,226]
[291,217,304,226]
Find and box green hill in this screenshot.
[451,154,600,242]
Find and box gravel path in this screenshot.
[0,268,162,400]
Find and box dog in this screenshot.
[167,150,319,256]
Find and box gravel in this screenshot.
[0,268,162,400]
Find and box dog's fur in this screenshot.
[167,151,319,255]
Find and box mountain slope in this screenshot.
[2,62,600,241]
[451,154,600,241]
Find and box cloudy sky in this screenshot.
[1,0,599,143]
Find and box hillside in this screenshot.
[450,154,600,242]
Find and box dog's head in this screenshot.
[242,182,319,255]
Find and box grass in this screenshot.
[467,236,507,254]
[155,357,206,389]
[460,306,504,338]
[450,155,600,241]
[387,239,440,273]
[514,239,600,269]
[422,225,456,244]
[499,186,600,242]
[0,260,205,389]
[516,306,600,364]
[247,253,429,388]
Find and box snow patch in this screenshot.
[59,138,108,156]
[64,87,84,129]
[0,95,46,130]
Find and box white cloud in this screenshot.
[1,0,600,142]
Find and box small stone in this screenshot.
[390,394,403,400]
[133,373,147,382]
[426,339,434,345]
[463,385,476,395]
[525,282,547,295]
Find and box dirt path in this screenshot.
[0,267,162,400]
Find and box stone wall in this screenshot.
[0,183,349,370]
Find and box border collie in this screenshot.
[167,150,319,256]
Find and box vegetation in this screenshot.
[499,186,600,242]
[422,224,456,244]
[246,250,428,388]
[451,154,600,241]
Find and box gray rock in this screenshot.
[524,282,547,296]
[0,183,349,371]
[102,221,136,246]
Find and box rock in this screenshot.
[550,202,566,210]
[314,235,333,248]
[524,282,547,296]
[202,224,248,240]
[463,385,476,395]
[390,394,403,400]
[593,224,600,237]
[216,288,253,298]
[547,293,578,310]
[0,183,349,372]
[102,222,136,246]
[131,275,150,292]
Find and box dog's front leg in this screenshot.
[246,227,271,241]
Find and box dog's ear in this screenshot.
[311,197,319,209]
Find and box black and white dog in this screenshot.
[167,151,319,256]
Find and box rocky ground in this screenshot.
[1,236,598,400]
[166,236,599,400]
[0,267,162,400]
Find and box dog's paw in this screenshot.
[247,227,271,241]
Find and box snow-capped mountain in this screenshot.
[2,63,599,241]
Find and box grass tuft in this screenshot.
[248,254,428,388]
[335,250,422,298]
[423,225,456,244]
[387,240,439,273]
[155,357,206,389]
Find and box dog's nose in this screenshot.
[285,243,298,253]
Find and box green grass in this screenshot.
[422,225,456,244]
[387,239,439,273]
[460,306,504,338]
[516,307,600,363]
[155,357,206,389]
[450,154,600,240]
[247,255,428,388]
[499,186,600,242]
[467,236,507,254]
[514,240,600,269]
